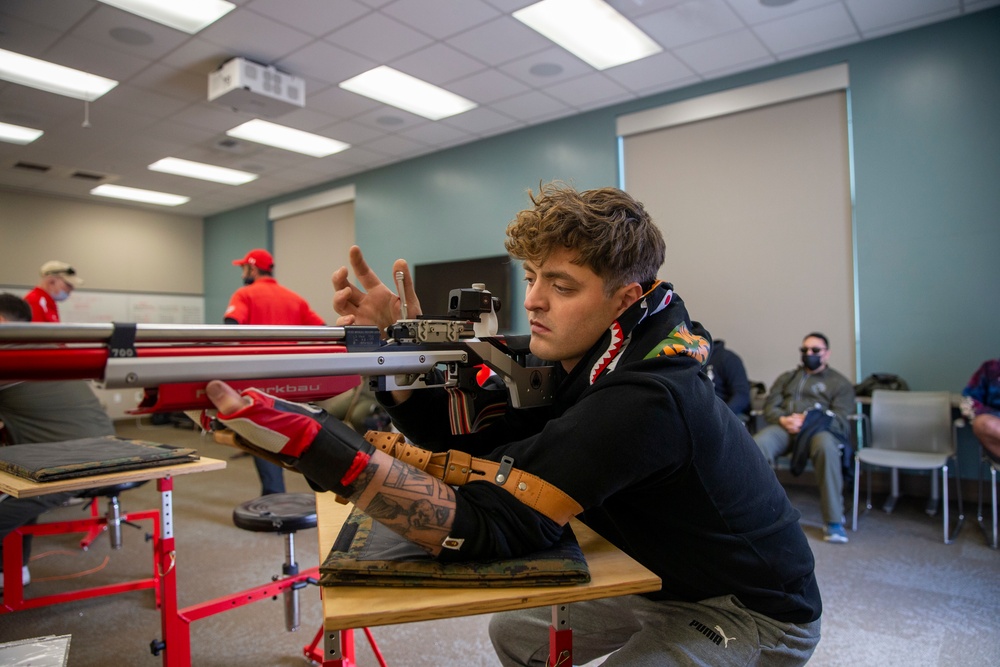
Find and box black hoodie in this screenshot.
[385,282,821,624]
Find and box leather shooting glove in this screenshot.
[213,386,375,497]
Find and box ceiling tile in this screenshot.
[72,4,192,60]
[364,133,431,158]
[446,15,551,67]
[308,85,382,119]
[275,40,376,85]
[171,103,255,133]
[318,119,384,146]
[753,3,860,55]
[723,0,847,25]
[499,46,595,88]
[128,64,207,102]
[246,0,372,36]
[847,0,964,39]
[159,37,233,73]
[0,0,95,32]
[674,28,773,76]
[845,0,959,33]
[326,12,434,62]
[607,0,689,20]
[0,14,62,57]
[350,105,426,134]
[545,73,631,109]
[43,34,152,81]
[391,43,488,85]
[635,0,745,49]
[198,9,314,63]
[398,120,470,147]
[603,50,698,94]
[382,0,501,39]
[101,85,191,119]
[438,106,521,136]
[0,85,82,127]
[489,90,569,122]
[448,69,531,105]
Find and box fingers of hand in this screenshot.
[205,380,250,415]
[215,389,321,457]
[351,247,384,291]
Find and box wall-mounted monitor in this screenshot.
[414,255,513,333]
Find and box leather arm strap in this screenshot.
[364,431,583,526]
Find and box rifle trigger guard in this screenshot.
[495,455,514,485]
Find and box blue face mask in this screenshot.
[53,290,70,302]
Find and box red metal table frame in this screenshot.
[1,458,225,667]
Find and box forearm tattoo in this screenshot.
[349,457,455,553]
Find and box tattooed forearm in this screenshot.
[350,452,456,555]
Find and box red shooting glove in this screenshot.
[214,387,376,497]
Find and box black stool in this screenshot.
[233,493,318,632]
[78,480,150,550]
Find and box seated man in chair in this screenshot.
[962,358,1000,461]
[753,332,856,544]
[705,337,752,423]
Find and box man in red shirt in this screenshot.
[24,261,83,323]
[224,248,325,495]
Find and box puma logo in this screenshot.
[689,619,735,648]
[714,625,736,648]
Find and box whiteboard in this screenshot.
[0,286,204,324]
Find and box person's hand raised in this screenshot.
[332,245,421,335]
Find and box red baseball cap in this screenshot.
[232,248,274,272]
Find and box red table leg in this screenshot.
[548,603,573,667]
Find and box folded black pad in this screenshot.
[0,436,199,482]
[320,506,590,588]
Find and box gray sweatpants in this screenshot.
[489,594,820,666]
[753,425,845,525]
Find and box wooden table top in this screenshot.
[315,491,661,631]
[0,456,226,498]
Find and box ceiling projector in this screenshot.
[208,57,305,117]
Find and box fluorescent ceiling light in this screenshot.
[226,120,350,158]
[149,157,258,185]
[514,0,662,70]
[339,66,477,121]
[91,184,190,207]
[0,48,118,101]
[0,121,43,145]
[97,0,235,34]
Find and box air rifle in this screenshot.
[0,286,555,414]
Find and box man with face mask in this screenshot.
[24,261,83,322]
[223,248,326,496]
[754,332,856,543]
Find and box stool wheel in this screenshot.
[233,493,317,533]
[78,480,148,499]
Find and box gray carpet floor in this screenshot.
[1,421,998,666]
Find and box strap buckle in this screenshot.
[495,455,514,485]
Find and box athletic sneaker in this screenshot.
[824,523,849,543]
[0,565,31,591]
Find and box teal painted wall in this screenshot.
[204,202,270,323]
[205,10,999,475]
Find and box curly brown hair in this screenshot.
[504,182,665,295]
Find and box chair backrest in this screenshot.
[870,390,954,454]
